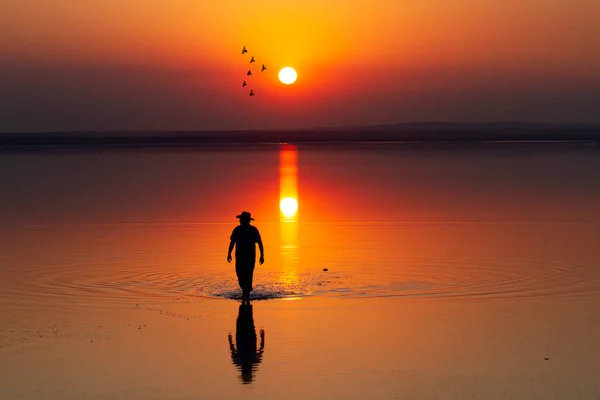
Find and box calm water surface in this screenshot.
[1,144,599,399]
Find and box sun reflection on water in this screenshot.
[280,197,298,219]
[279,144,298,222]
[279,144,300,292]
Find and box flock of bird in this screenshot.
[241,46,266,97]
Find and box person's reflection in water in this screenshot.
[228,301,265,384]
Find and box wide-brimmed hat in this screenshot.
[236,211,254,221]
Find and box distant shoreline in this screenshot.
[1,123,599,150]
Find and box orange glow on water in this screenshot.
[279,144,299,271]
[279,144,298,222]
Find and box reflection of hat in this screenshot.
[236,211,254,221]
[241,366,254,384]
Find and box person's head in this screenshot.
[240,365,254,384]
[236,211,254,226]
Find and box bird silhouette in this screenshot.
[242,46,248,55]
[250,56,255,63]
[261,64,266,72]
[247,70,252,76]
[249,90,255,96]
[242,80,247,87]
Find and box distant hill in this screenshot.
[1,122,599,150]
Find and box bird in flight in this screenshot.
[242,80,247,87]
[247,70,252,76]
[261,64,266,72]
[242,46,248,55]
[250,56,255,63]
[249,90,255,96]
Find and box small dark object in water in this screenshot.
[323,268,328,272]
[544,357,549,360]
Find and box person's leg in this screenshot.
[237,255,256,298]
[236,268,244,291]
[235,258,246,298]
[248,266,255,292]
[243,268,252,298]
[237,265,250,298]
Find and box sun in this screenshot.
[280,197,298,218]
[278,67,297,85]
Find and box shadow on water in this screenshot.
[228,301,265,384]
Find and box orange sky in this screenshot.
[1,0,600,131]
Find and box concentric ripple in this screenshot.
[335,256,600,300]
[2,254,600,321]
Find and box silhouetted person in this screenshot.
[228,303,265,384]
[227,211,264,299]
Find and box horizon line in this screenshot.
[2,121,600,136]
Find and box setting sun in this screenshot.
[278,67,297,85]
[280,197,298,218]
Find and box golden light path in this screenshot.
[279,144,299,294]
[279,144,298,222]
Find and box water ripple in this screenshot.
[1,255,599,316]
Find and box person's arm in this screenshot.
[227,240,234,263]
[228,333,238,362]
[227,229,236,263]
[257,230,264,265]
[228,333,236,352]
[259,329,265,350]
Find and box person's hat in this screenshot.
[236,211,254,221]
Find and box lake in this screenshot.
[1,143,599,399]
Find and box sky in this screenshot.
[1,0,599,132]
